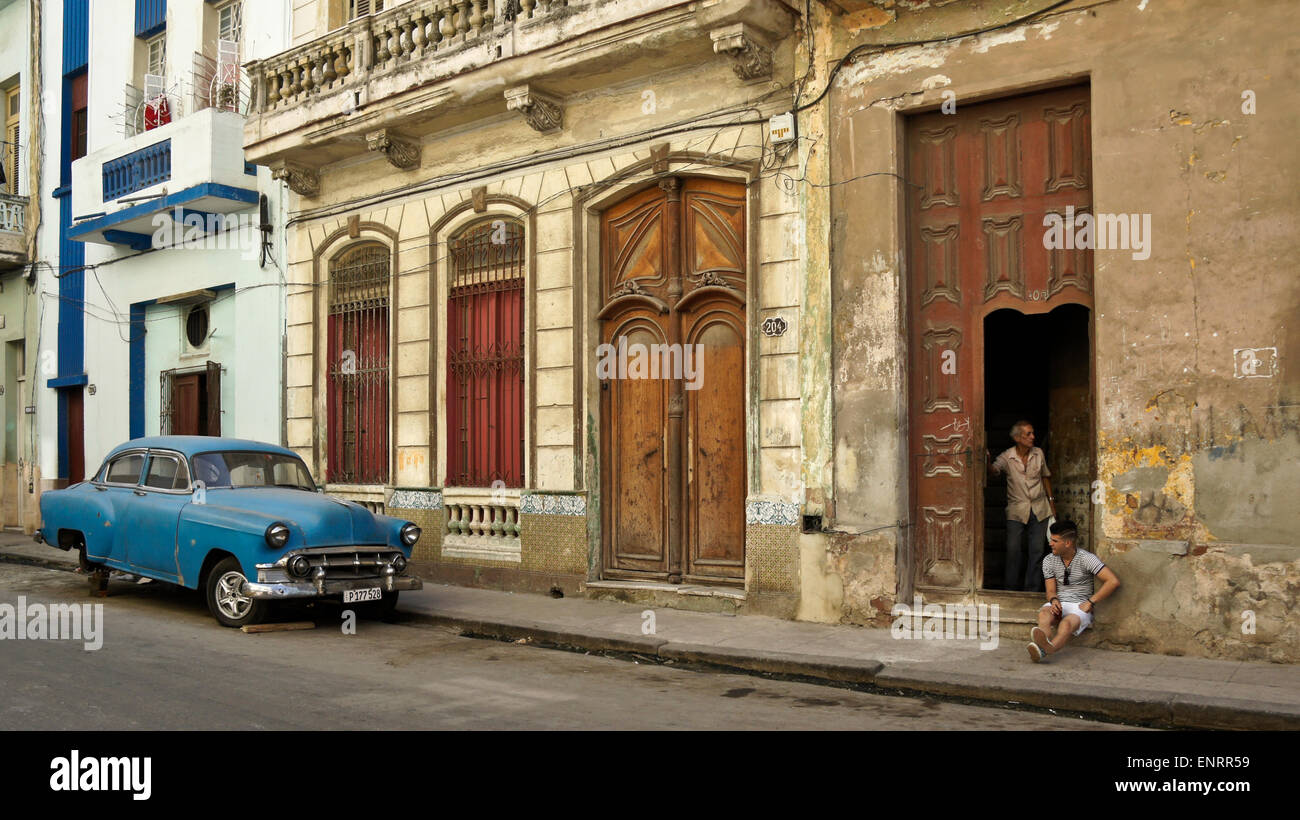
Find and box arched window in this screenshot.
[327,242,391,484]
[446,218,524,487]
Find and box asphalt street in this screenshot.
[0,561,1139,730]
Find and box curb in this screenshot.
[0,551,79,574]
[873,666,1172,725]
[406,610,667,656]
[7,553,1295,731]
[405,607,1300,730]
[659,643,884,683]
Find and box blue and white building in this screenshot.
[37,0,291,494]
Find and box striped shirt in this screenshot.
[1042,548,1106,604]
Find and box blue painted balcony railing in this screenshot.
[102,140,172,203]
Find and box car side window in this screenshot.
[104,454,146,486]
[144,455,190,491]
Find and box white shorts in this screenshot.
[1040,601,1093,636]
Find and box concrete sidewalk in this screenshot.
[5,531,1297,730]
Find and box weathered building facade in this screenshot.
[0,0,42,532]
[246,0,1299,662]
[807,0,1299,662]
[244,0,810,605]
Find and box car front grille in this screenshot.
[306,549,402,580]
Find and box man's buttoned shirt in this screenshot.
[992,446,1052,524]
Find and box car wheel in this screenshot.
[206,556,268,628]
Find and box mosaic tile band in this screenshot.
[388,489,443,510]
[519,493,587,516]
[746,498,800,527]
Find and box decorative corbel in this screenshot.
[650,143,671,174]
[504,85,563,134]
[270,160,320,197]
[710,23,773,82]
[366,129,421,170]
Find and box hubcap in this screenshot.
[215,570,252,620]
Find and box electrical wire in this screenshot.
[30,1,1104,367]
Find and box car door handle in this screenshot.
[94,485,107,492]
[133,489,146,496]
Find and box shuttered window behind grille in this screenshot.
[446,220,525,488]
[327,243,391,485]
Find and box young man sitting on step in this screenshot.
[1027,519,1121,663]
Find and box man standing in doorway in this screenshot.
[988,420,1055,591]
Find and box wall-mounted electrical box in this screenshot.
[769,112,796,145]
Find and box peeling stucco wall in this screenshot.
[814,0,1299,660]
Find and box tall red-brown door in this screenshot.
[906,84,1093,595]
[67,389,84,485]
[600,177,747,583]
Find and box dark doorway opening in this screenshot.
[982,303,1092,591]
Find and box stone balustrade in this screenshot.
[250,0,572,115]
[441,486,522,562]
[0,194,24,235]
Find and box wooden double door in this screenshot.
[599,177,747,584]
[905,84,1094,595]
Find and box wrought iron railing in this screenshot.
[327,243,392,485]
[447,220,525,487]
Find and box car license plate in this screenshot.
[343,588,382,603]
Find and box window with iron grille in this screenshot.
[146,33,166,79]
[328,243,391,485]
[217,1,243,47]
[446,219,525,488]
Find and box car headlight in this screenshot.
[391,554,408,575]
[288,554,311,578]
[265,522,291,549]
[400,523,420,546]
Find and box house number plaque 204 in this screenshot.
[761,317,788,337]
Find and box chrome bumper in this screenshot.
[240,575,423,600]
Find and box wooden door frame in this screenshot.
[898,81,1098,609]
[968,300,1097,602]
[576,155,760,585]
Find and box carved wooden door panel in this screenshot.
[601,184,673,576]
[906,85,1092,594]
[680,180,747,582]
[600,177,747,583]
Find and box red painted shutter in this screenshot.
[446,221,524,487]
[327,244,391,484]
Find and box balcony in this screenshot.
[70,107,259,248]
[243,0,797,193]
[0,193,28,271]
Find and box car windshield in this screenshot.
[191,451,316,491]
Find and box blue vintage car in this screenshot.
[35,436,422,627]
